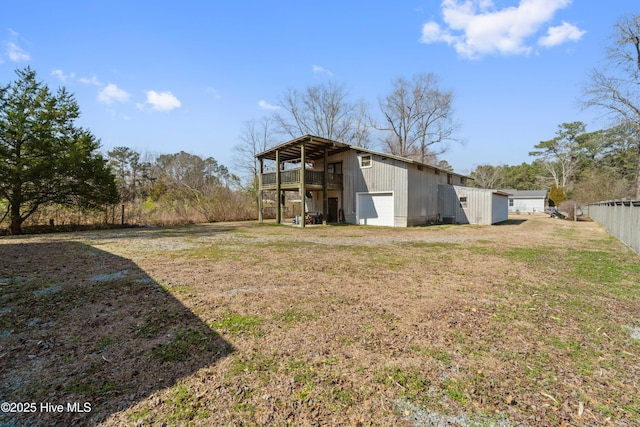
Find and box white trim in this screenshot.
[359,154,372,168]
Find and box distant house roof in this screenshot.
[502,189,548,199]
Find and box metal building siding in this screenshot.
[326,151,408,225]
[325,151,358,223]
[437,185,460,222]
[322,150,476,226]
[452,186,509,225]
[408,166,448,224]
[454,186,491,225]
[358,153,408,225]
[492,193,509,223]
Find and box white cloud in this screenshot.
[6,41,30,62]
[312,65,334,76]
[420,0,582,59]
[538,21,585,47]
[205,87,221,99]
[51,69,75,83]
[98,84,130,104]
[145,90,181,111]
[79,75,103,86]
[4,29,30,62]
[258,99,280,111]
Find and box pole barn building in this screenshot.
[256,134,508,227]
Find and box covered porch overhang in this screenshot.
[255,135,350,227]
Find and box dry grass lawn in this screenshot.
[1,214,639,426]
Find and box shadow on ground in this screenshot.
[497,218,527,226]
[0,241,233,426]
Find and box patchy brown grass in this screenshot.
[1,214,639,426]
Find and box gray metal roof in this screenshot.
[256,135,351,162]
[256,134,471,179]
[502,189,548,199]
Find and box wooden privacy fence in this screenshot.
[586,200,640,255]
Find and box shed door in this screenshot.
[357,192,394,226]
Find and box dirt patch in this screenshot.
[1,214,639,426]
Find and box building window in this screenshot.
[509,199,514,207]
[460,177,466,185]
[360,155,372,168]
[447,174,453,184]
[328,162,343,174]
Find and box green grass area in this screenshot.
[374,365,431,406]
[272,307,315,327]
[208,312,264,337]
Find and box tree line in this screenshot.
[468,121,638,205]
[105,147,253,226]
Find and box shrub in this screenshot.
[559,200,582,220]
[549,184,567,207]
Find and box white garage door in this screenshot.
[357,192,394,226]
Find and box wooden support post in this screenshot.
[258,158,264,223]
[323,148,328,225]
[275,150,281,224]
[300,143,306,228]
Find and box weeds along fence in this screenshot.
[2,204,129,231]
[2,197,259,233]
[586,200,640,255]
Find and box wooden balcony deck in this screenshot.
[261,169,343,190]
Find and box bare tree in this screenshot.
[234,117,278,182]
[344,99,373,148]
[378,73,459,164]
[469,164,506,189]
[274,81,363,142]
[583,12,640,198]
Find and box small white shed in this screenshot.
[438,185,510,225]
[504,189,548,213]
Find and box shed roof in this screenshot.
[255,135,351,162]
[502,189,548,199]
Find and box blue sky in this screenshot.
[1,1,636,175]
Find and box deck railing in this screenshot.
[261,169,342,187]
